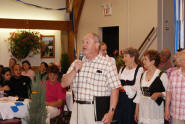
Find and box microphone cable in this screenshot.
[77,52,83,124]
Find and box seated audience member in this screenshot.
[0,67,11,96]
[0,65,4,75]
[22,60,35,79]
[53,61,72,91]
[53,61,63,81]
[9,64,31,98]
[165,51,185,124]
[35,62,48,81]
[9,58,16,75]
[158,48,172,71]
[45,64,66,124]
[0,65,4,82]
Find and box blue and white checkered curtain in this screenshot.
[174,0,184,52]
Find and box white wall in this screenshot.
[0,0,69,20]
[128,0,158,49]
[0,29,61,66]
[78,0,158,51]
[78,0,129,50]
[0,0,68,66]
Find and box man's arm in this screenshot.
[109,87,119,112]
[102,87,119,123]
[62,69,77,88]
[61,60,83,88]
[0,85,10,91]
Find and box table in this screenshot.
[0,97,29,120]
[0,93,73,124]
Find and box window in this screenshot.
[174,0,184,52]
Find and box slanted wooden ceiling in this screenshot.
[71,0,85,38]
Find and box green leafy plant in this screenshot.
[61,53,70,75]
[60,53,70,91]
[113,50,124,71]
[7,30,41,60]
[26,76,47,124]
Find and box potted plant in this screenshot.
[26,77,47,124]
[113,50,124,71]
[6,30,41,60]
[60,53,70,75]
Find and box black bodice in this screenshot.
[120,65,140,86]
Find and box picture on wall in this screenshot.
[40,35,55,58]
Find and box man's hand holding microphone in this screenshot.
[74,52,84,73]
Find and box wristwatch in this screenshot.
[109,107,115,112]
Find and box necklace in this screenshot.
[146,70,155,82]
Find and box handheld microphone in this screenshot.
[78,51,83,73]
[79,51,83,60]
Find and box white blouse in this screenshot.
[119,66,143,100]
[136,69,169,124]
[21,69,35,79]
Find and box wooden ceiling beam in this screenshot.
[0,18,72,31]
[72,0,85,38]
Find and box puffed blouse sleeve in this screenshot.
[133,67,144,103]
[160,72,169,97]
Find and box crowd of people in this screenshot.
[0,59,66,124]
[0,32,185,124]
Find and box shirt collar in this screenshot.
[83,54,101,63]
[176,68,184,76]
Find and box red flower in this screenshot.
[113,50,118,55]
[6,30,41,60]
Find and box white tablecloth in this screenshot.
[0,93,73,121]
[0,97,29,120]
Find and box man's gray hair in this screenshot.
[90,33,100,43]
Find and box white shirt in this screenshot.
[119,66,143,100]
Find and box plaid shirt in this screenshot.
[167,68,185,120]
[67,54,121,101]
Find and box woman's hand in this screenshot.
[151,92,162,101]
[164,107,170,120]
[3,85,10,91]
[119,86,124,90]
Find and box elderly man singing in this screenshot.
[62,33,121,124]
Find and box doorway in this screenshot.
[101,26,119,57]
